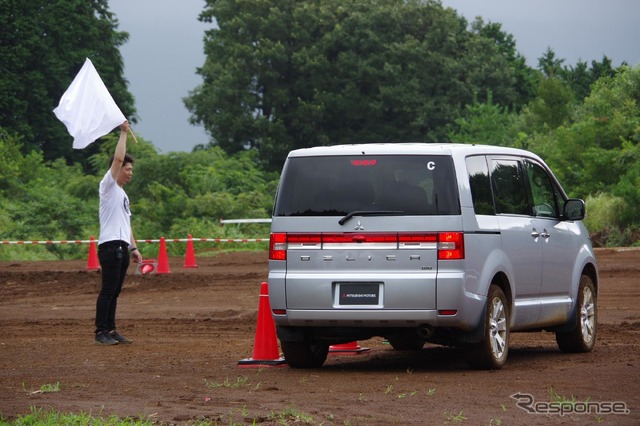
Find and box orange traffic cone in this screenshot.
[86,236,100,271]
[329,341,370,355]
[156,236,171,274]
[238,282,286,368]
[183,234,198,268]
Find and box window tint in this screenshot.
[466,156,494,215]
[274,155,460,216]
[524,160,561,218]
[490,159,530,215]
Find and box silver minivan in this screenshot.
[268,143,598,369]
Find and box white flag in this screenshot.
[53,58,126,149]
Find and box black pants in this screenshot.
[95,240,130,333]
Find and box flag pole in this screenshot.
[128,127,139,144]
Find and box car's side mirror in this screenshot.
[563,199,585,221]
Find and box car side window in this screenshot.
[490,159,530,215]
[524,160,560,218]
[466,155,494,215]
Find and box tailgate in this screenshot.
[284,232,438,310]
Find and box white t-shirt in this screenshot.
[98,170,132,245]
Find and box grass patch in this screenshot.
[548,386,583,408]
[443,410,467,423]
[0,407,155,425]
[23,382,61,395]
[1,404,321,425]
[205,375,250,389]
[267,404,314,424]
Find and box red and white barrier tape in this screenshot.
[1,239,90,245]
[1,237,269,245]
[136,238,269,243]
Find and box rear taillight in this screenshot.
[438,232,465,260]
[269,233,287,260]
[269,231,465,260]
[287,234,322,244]
[398,233,438,249]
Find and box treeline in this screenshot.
[0,136,278,260]
[450,65,640,247]
[1,0,639,259]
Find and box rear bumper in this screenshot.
[269,264,487,331]
[273,291,486,332]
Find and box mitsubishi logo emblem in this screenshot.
[354,220,364,231]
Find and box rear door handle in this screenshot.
[531,229,550,239]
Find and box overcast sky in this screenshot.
[109,0,640,154]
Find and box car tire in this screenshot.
[556,274,597,353]
[465,284,509,370]
[281,341,329,368]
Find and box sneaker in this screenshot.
[109,330,133,344]
[95,331,118,345]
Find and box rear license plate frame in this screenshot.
[335,282,383,307]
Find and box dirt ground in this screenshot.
[0,248,639,425]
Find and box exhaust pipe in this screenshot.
[416,324,434,339]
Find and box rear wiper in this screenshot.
[338,210,404,225]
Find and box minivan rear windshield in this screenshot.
[274,155,460,216]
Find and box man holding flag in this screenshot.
[54,58,142,345]
[94,119,142,345]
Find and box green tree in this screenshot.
[0,130,97,258]
[449,93,518,146]
[470,19,538,108]
[538,47,565,78]
[564,60,592,101]
[526,76,574,130]
[563,56,619,101]
[1,129,280,259]
[186,0,524,170]
[0,0,136,164]
[521,51,625,136]
[589,55,618,82]
[530,66,640,230]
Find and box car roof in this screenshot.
[286,143,541,160]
